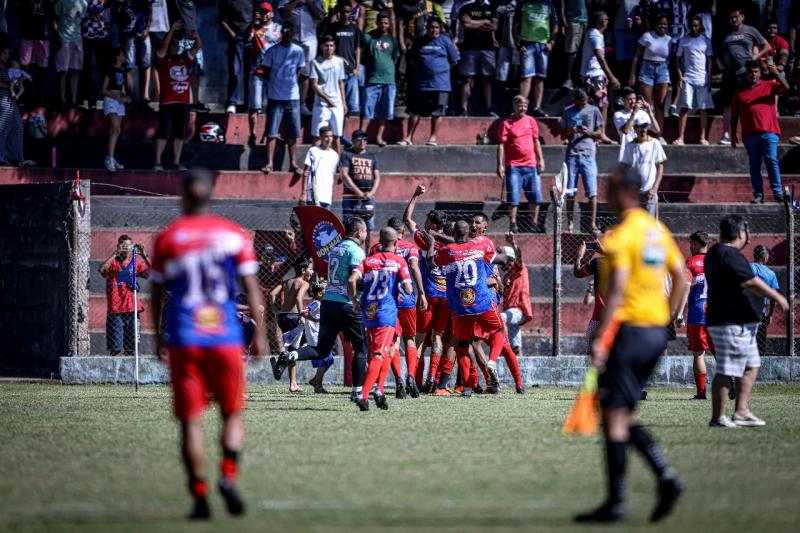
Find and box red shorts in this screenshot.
[367,326,396,356]
[452,307,504,342]
[397,307,417,338]
[417,297,451,334]
[169,345,245,421]
[687,324,714,353]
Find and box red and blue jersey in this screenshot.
[686,254,707,325]
[357,251,412,328]
[433,239,497,316]
[414,229,447,299]
[370,239,419,309]
[473,235,502,305]
[150,215,259,348]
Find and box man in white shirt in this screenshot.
[579,10,620,142]
[613,86,660,160]
[673,16,713,145]
[301,127,340,208]
[310,35,347,152]
[620,114,667,216]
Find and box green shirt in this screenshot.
[362,32,399,85]
[323,238,366,304]
[517,0,557,44]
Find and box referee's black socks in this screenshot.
[606,441,627,505]
[629,425,668,478]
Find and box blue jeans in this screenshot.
[342,197,376,230]
[106,312,138,354]
[266,99,301,139]
[505,166,542,205]
[344,72,360,114]
[565,153,598,198]
[743,132,782,199]
[226,36,246,106]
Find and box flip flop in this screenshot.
[425,140,438,146]
[376,141,387,147]
[260,166,271,174]
[396,139,413,146]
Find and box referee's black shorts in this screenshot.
[313,299,366,357]
[598,325,667,410]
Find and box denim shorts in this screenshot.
[266,99,301,139]
[123,34,152,69]
[521,41,549,79]
[505,166,542,206]
[248,72,268,110]
[342,196,376,230]
[362,83,396,120]
[638,60,670,86]
[566,153,598,198]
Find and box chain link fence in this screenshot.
[69,183,794,359]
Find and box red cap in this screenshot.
[258,2,273,12]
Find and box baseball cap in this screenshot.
[634,113,651,127]
[501,246,516,261]
[352,129,369,140]
[257,2,273,12]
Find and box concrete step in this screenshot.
[89,196,788,235]
[21,138,800,173]
[28,107,800,146]
[5,168,800,204]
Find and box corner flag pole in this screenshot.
[132,246,139,393]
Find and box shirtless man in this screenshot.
[270,258,314,392]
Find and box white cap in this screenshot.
[634,113,651,127]
[501,246,516,261]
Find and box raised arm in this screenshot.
[403,184,426,234]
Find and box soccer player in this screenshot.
[149,170,266,519]
[351,227,413,411]
[271,217,369,400]
[425,220,512,397]
[685,231,712,400]
[575,166,688,524]
[403,185,451,392]
[370,216,428,398]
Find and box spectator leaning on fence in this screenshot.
[614,86,659,160]
[749,244,780,353]
[515,0,557,117]
[673,16,713,146]
[704,215,788,428]
[732,60,788,204]
[620,113,666,217]
[99,235,150,356]
[498,94,544,234]
[360,13,399,146]
[219,0,255,114]
[579,10,619,142]
[339,129,380,248]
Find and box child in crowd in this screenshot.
[303,279,334,393]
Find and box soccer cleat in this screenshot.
[395,385,407,399]
[486,360,500,388]
[650,472,684,522]
[270,351,294,380]
[709,416,738,428]
[421,378,434,394]
[371,390,389,410]
[732,411,766,427]
[218,478,246,516]
[516,387,526,395]
[691,393,707,400]
[454,385,464,394]
[434,387,452,396]
[406,376,420,398]
[474,385,484,394]
[640,390,648,401]
[574,502,625,523]
[355,397,369,411]
[188,497,211,520]
[461,387,472,398]
[485,386,499,395]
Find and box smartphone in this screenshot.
[585,241,600,251]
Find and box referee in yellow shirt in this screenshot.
[576,166,689,524]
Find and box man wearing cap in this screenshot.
[339,129,381,250]
[619,112,666,216]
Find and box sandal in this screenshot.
[260,166,272,174]
[700,139,710,146]
[672,139,684,145]
[425,140,438,146]
[396,139,413,146]
[376,140,387,147]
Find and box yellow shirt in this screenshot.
[599,208,684,327]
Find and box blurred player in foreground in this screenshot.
[576,166,688,523]
[150,170,265,519]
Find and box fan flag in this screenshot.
[292,206,346,277]
[562,367,600,437]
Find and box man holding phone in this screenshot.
[574,233,605,352]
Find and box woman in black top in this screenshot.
[101,48,132,172]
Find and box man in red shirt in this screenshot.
[99,234,150,355]
[497,95,545,233]
[153,20,202,172]
[732,60,789,203]
[764,21,789,60]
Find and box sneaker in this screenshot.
[486,360,500,387]
[516,387,526,395]
[461,387,472,398]
[732,410,766,427]
[112,158,125,170]
[509,222,519,234]
[487,108,499,118]
[218,478,246,516]
[175,163,188,171]
[188,497,211,520]
[718,136,731,146]
[751,195,764,204]
[355,397,369,411]
[104,155,117,172]
[270,351,295,380]
[191,102,211,113]
[395,384,407,399]
[406,376,420,398]
[709,416,738,428]
[18,159,36,167]
[668,104,679,117]
[474,384,484,394]
[485,386,499,394]
[434,388,452,396]
[371,390,389,410]
[574,501,625,523]
[650,472,683,522]
[226,104,237,114]
[421,378,434,394]
[459,110,469,117]
[301,104,312,116]
[530,107,546,117]
[691,393,707,400]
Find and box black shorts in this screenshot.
[156,103,190,140]
[312,299,366,358]
[598,325,666,410]
[715,74,746,109]
[277,312,301,333]
[408,90,449,117]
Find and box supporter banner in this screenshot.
[293,206,345,278]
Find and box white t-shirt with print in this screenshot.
[639,31,671,62]
[621,136,667,192]
[580,28,606,78]
[304,146,340,206]
[676,34,712,85]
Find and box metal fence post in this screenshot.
[551,187,562,358]
[785,192,795,358]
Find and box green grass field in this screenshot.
[1,383,799,532]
